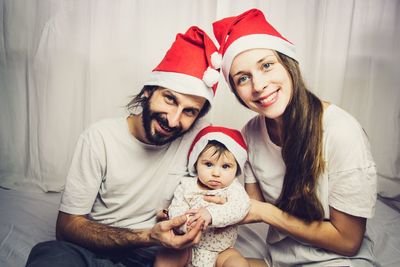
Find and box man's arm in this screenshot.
[56,211,204,252]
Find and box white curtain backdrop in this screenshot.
[0,0,399,202]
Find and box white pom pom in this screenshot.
[202,67,220,87]
[210,52,222,69]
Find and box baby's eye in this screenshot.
[222,164,230,169]
[205,162,213,167]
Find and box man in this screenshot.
[26,26,221,267]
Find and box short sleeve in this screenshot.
[241,123,257,184]
[244,161,257,184]
[325,108,377,218]
[59,132,103,215]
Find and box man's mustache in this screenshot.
[153,113,181,133]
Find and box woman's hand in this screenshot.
[202,195,227,204]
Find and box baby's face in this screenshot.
[196,148,237,190]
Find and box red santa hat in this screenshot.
[144,26,221,105]
[212,8,297,83]
[187,126,248,176]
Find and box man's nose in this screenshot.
[167,109,182,128]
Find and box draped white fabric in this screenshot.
[0,0,399,200]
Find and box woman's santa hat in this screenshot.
[144,26,221,105]
[187,126,248,176]
[212,8,297,84]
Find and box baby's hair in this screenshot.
[195,140,240,176]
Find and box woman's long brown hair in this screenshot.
[230,52,325,222]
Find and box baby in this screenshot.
[154,126,250,267]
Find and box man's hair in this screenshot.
[229,52,325,222]
[126,85,211,118]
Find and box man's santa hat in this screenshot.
[187,126,248,176]
[212,8,297,84]
[144,26,221,105]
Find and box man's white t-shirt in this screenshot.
[60,116,208,230]
[242,104,377,266]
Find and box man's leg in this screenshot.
[26,240,106,267]
[26,240,157,267]
[113,246,159,267]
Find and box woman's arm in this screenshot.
[249,200,366,256]
[244,182,365,256]
[245,182,265,202]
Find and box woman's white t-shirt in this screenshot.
[242,104,377,266]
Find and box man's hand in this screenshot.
[155,209,169,222]
[185,207,212,230]
[150,214,204,249]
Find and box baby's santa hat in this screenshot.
[188,126,248,176]
[212,8,297,84]
[144,26,221,105]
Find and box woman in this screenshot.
[212,9,378,267]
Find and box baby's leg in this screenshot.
[216,248,250,267]
[153,247,191,267]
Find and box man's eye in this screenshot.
[184,109,197,117]
[164,95,174,104]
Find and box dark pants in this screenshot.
[25,240,158,267]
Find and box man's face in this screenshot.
[142,88,206,145]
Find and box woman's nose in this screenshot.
[252,72,267,93]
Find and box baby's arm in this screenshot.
[206,181,250,228]
[187,181,250,229]
[185,207,212,230]
[167,184,191,233]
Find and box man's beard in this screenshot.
[141,98,185,146]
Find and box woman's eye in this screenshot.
[237,75,249,85]
[262,63,271,70]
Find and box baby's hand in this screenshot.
[185,207,212,230]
